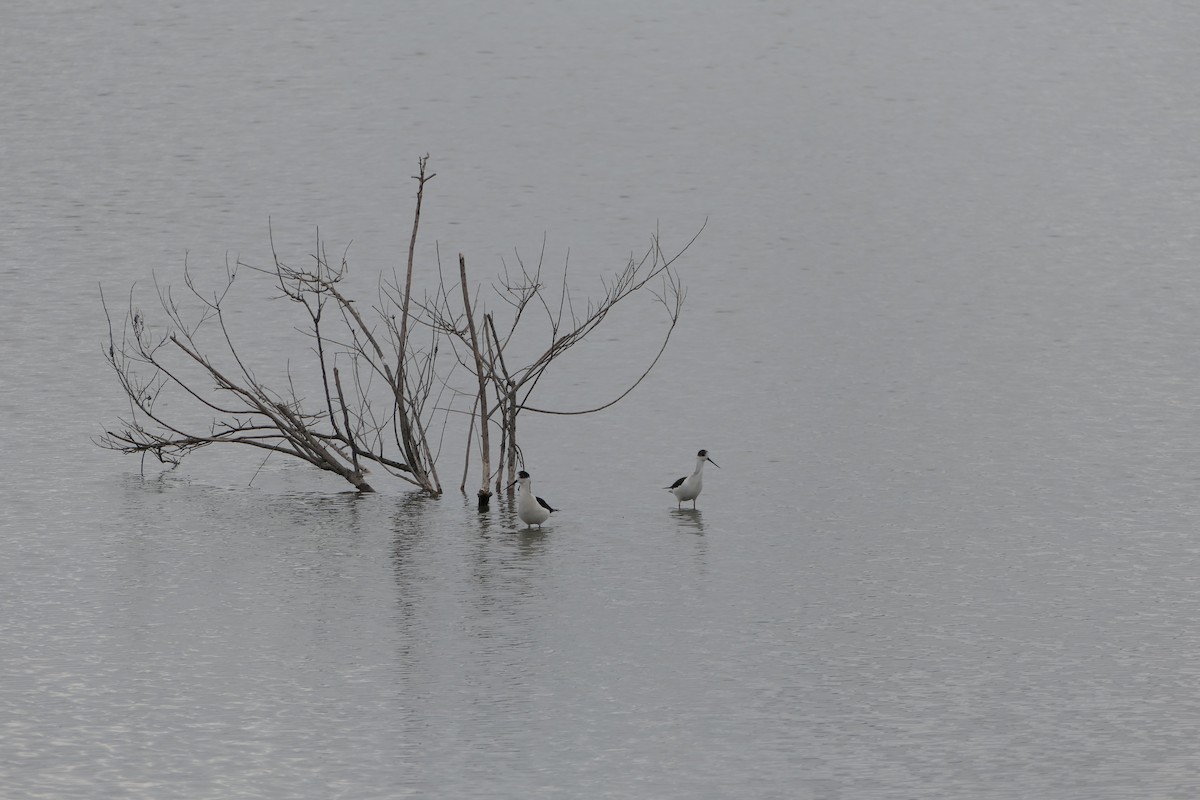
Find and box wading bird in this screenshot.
[664,449,719,509]
[509,470,556,528]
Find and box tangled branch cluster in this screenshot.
[99,157,705,496]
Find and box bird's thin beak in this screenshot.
[506,480,518,490]
[708,457,720,468]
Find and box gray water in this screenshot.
[5,1,1200,797]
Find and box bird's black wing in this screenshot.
[664,476,686,490]
[536,496,556,513]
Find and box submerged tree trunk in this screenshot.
[459,254,493,509]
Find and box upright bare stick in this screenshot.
[397,154,433,367]
[459,253,493,508]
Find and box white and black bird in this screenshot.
[508,470,556,528]
[664,449,719,509]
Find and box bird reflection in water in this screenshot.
[670,507,706,535]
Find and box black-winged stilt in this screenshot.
[508,470,556,528]
[664,449,719,509]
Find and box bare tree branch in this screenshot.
[100,157,701,499]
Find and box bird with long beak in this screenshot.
[664,449,719,509]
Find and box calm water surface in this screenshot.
[5,1,1200,797]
